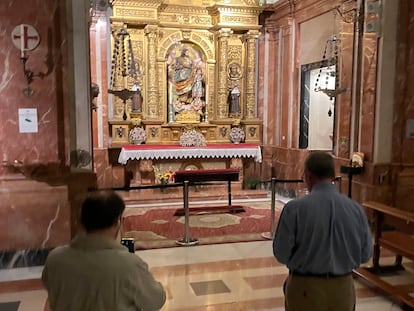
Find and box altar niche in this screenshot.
[166,43,207,124]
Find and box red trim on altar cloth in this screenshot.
[122,143,259,150]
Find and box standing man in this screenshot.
[42,190,166,311]
[273,151,372,311]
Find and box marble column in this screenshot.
[145,25,159,120]
[216,28,232,119]
[70,0,93,167]
[90,12,114,188]
[336,21,354,158]
[279,18,294,148]
[262,25,280,146]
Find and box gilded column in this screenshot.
[144,25,159,119]
[243,30,260,119]
[217,28,232,118]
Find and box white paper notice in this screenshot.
[18,108,38,133]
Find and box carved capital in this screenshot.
[265,24,280,41]
[218,28,233,37]
[111,21,124,35]
[279,17,294,36]
[242,30,260,42]
[144,24,159,35]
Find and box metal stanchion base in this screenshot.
[261,232,274,240]
[176,238,199,246]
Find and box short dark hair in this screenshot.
[304,151,335,179]
[81,191,125,232]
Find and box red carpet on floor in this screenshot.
[173,205,246,216]
[121,201,283,249]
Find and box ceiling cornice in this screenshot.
[262,0,352,26]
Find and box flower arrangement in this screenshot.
[156,171,174,184]
[153,165,175,188]
[179,129,206,147]
[229,127,245,143]
[129,126,146,144]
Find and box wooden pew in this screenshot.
[353,201,414,309]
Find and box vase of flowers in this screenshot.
[229,127,245,144]
[153,166,175,192]
[129,126,146,145]
[156,171,174,184]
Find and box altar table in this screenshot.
[118,143,262,164]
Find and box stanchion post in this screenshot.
[261,177,277,240]
[176,180,198,246]
[270,177,276,236]
[183,180,190,242]
[227,180,232,206]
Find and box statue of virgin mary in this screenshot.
[167,44,206,118]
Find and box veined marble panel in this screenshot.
[0,0,69,168]
[0,176,70,253]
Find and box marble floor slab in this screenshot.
[0,240,412,311]
[0,196,412,311]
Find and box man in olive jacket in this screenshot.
[42,190,166,311]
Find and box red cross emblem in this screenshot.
[11,24,40,57]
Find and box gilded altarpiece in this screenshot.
[108,0,263,186]
[109,0,263,146]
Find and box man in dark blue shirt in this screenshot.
[273,151,372,311]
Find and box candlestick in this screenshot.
[204,84,209,123]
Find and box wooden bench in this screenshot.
[353,201,414,308]
[174,168,239,205]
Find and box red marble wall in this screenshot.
[393,0,414,211]
[0,0,69,168]
[359,33,378,162]
[0,178,70,251]
[271,147,308,180]
[394,0,414,164]
[0,1,97,255]
[258,0,402,205]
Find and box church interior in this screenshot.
[0,0,414,310]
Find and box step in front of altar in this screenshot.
[117,187,268,205]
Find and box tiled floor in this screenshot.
[0,197,413,311]
[0,241,413,310]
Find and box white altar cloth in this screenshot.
[118,143,262,164]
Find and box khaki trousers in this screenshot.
[284,274,355,311]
